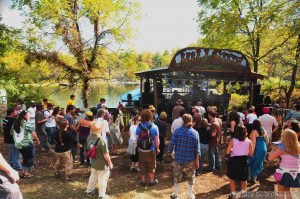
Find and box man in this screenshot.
[196,100,206,119]
[44,103,56,145]
[3,108,22,171]
[168,114,200,199]
[172,99,185,121]
[259,107,279,141]
[0,153,23,199]
[208,111,221,171]
[36,103,50,152]
[96,98,106,110]
[90,109,110,142]
[100,104,110,122]
[86,123,113,199]
[42,98,48,110]
[28,101,36,130]
[192,106,201,130]
[136,109,160,186]
[170,90,182,107]
[285,103,300,122]
[155,112,167,164]
[171,109,186,134]
[64,105,78,162]
[237,107,245,122]
[66,95,76,106]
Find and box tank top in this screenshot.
[231,138,251,157]
[279,154,300,170]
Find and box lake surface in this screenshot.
[42,82,138,108]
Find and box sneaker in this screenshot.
[135,166,140,172]
[86,190,96,198]
[148,179,158,186]
[228,193,236,199]
[129,165,135,171]
[188,194,195,199]
[98,195,109,199]
[170,193,179,199]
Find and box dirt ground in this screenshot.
[1,131,299,199]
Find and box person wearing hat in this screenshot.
[172,99,184,121]
[44,103,57,145]
[154,111,168,164]
[258,107,279,141]
[77,111,94,166]
[149,105,159,121]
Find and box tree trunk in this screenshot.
[82,75,90,108]
[285,33,300,108]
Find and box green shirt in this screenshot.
[13,120,34,149]
[87,133,108,170]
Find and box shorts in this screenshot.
[173,161,195,185]
[138,150,156,175]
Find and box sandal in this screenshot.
[148,179,158,186]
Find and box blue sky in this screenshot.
[0,0,200,53]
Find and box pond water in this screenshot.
[42,82,139,108]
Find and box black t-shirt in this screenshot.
[55,130,78,153]
[154,119,167,137]
[3,117,15,144]
[198,127,210,144]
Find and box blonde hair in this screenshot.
[281,129,300,155]
[182,114,193,128]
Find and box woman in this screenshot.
[226,126,253,199]
[127,115,141,171]
[109,108,124,155]
[272,108,284,142]
[53,107,64,124]
[248,119,268,184]
[268,129,300,199]
[77,111,93,166]
[228,111,241,138]
[12,110,40,178]
[196,119,210,175]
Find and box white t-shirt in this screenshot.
[246,113,257,124]
[95,118,110,141]
[129,124,138,141]
[171,117,183,134]
[44,110,56,128]
[238,112,245,121]
[28,107,36,125]
[259,114,278,138]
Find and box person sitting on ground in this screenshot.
[0,152,23,199]
[77,111,93,166]
[127,115,141,171]
[168,114,200,199]
[13,110,40,178]
[226,126,253,199]
[136,109,160,186]
[268,129,300,199]
[86,120,113,199]
[66,95,76,106]
[54,119,80,181]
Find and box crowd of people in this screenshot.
[0,95,299,199]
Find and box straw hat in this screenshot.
[85,111,93,117]
[176,99,184,105]
[148,105,156,111]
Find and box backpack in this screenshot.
[137,124,153,150]
[87,138,100,159]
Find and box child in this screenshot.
[127,115,141,171]
[54,119,80,181]
[226,126,253,199]
[268,129,300,199]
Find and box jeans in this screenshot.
[7,144,23,171]
[37,128,50,151]
[45,127,56,145]
[79,136,90,165]
[18,147,34,171]
[198,144,209,174]
[208,145,221,170]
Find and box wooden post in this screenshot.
[153,77,158,109]
[249,81,254,107]
[140,77,143,93]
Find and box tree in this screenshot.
[197,0,298,74]
[12,0,140,107]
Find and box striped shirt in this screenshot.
[168,126,200,164]
[13,120,34,149]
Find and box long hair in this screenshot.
[13,110,28,134]
[229,111,240,124]
[252,119,264,136]
[57,119,69,146]
[182,114,193,128]
[281,129,300,155]
[111,108,119,123]
[53,107,60,116]
[234,125,247,141]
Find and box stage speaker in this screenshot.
[144,81,151,93]
[253,84,261,95]
[254,94,264,105]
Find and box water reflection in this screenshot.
[42,82,138,108]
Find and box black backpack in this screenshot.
[137,124,152,150]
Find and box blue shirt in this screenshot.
[136,122,159,151]
[168,126,200,164]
